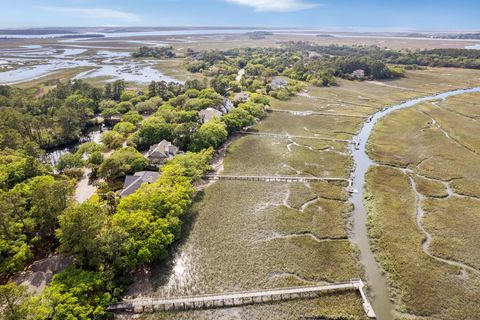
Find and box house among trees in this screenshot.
[120,171,160,197]
[270,78,288,90]
[146,140,180,163]
[218,98,234,114]
[199,107,223,123]
[351,69,366,79]
[234,92,250,103]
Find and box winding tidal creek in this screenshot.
[349,86,480,320]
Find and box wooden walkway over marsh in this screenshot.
[204,174,348,183]
[108,279,376,319]
[267,108,367,119]
[243,131,351,143]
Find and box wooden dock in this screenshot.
[267,108,367,119]
[243,131,351,143]
[204,174,348,183]
[108,279,376,319]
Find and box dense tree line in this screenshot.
[0,150,73,279]
[390,48,480,68]
[0,80,109,151]
[132,46,176,59]
[130,88,268,151]
[434,33,480,40]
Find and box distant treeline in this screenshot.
[0,29,77,35]
[132,46,176,59]
[245,31,274,39]
[59,34,105,39]
[184,43,406,88]
[406,32,480,40]
[392,48,480,69]
[435,33,480,40]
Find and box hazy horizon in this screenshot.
[2,0,479,30]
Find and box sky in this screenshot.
[1,0,479,30]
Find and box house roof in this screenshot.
[199,108,222,122]
[271,78,287,89]
[147,140,179,159]
[120,171,160,197]
[234,92,250,101]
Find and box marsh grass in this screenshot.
[141,291,368,320]
[144,67,480,319]
[450,179,480,198]
[154,59,205,82]
[418,103,480,154]
[223,135,352,177]
[365,166,480,319]
[368,106,480,180]
[260,198,349,239]
[423,196,480,269]
[411,174,447,198]
[437,92,480,118]
[152,181,358,294]
[253,112,362,140]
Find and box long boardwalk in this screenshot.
[268,108,367,119]
[204,174,348,183]
[108,279,376,319]
[243,131,351,143]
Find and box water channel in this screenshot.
[349,86,480,320]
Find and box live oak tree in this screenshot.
[57,203,108,268]
[0,283,30,320]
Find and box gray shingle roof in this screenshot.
[120,171,160,197]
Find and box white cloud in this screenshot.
[225,0,319,12]
[37,6,141,22]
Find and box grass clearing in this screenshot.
[270,68,480,118]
